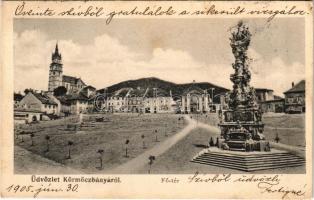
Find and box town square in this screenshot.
[13,18,305,174]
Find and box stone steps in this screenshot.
[191,151,305,172]
[203,153,298,160]
[200,154,304,163]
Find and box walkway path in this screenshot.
[109,115,219,173]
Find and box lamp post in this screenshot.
[210,88,215,112]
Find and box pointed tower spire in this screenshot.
[52,41,62,61]
[55,42,59,54]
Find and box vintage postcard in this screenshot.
[0,0,313,199]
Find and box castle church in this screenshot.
[48,43,87,94]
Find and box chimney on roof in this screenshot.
[292,82,295,87]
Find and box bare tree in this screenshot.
[154,130,158,142]
[30,133,35,146]
[275,129,280,143]
[67,141,74,159]
[45,135,50,152]
[164,125,168,137]
[141,134,146,149]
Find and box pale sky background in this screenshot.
[14,18,305,96]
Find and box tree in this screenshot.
[19,131,25,143]
[125,139,130,157]
[148,155,156,174]
[141,134,146,149]
[164,125,168,137]
[209,137,214,147]
[45,135,50,152]
[53,86,67,96]
[97,149,104,170]
[154,130,158,142]
[67,141,73,159]
[24,88,32,94]
[30,133,35,146]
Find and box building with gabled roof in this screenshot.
[284,80,305,113]
[63,92,91,114]
[19,91,58,115]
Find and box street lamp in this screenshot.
[210,88,215,112]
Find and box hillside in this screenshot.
[97,77,229,102]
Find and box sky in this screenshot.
[14,18,305,96]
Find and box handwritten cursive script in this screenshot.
[188,172,231,183]
[13,2,309,25]
[258,182,306,199]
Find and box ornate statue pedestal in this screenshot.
[218,107,269,152]
[217,137,270,152]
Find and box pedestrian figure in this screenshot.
[97,149,104,170]
[148,155,156,174]
[125,139,130,157]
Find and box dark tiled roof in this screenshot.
[274,95,283,100]
[62,75,86,86]
[14,93,23,101]
[65,93,89,101]
[255,88,274,92]
[32,92,58,105]
[284,80,305,94]
[14,108,43,113]
[83,85,96,90]
[56,96,71,105]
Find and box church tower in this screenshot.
[48,43,63,92]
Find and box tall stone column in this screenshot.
[199,96,203,112]
[181,96,185,113]
[187,95,191,113]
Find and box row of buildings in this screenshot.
[14,43,306,123]
[14,85,217,123]
[97,85,214,114]
[257,80,305,114]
